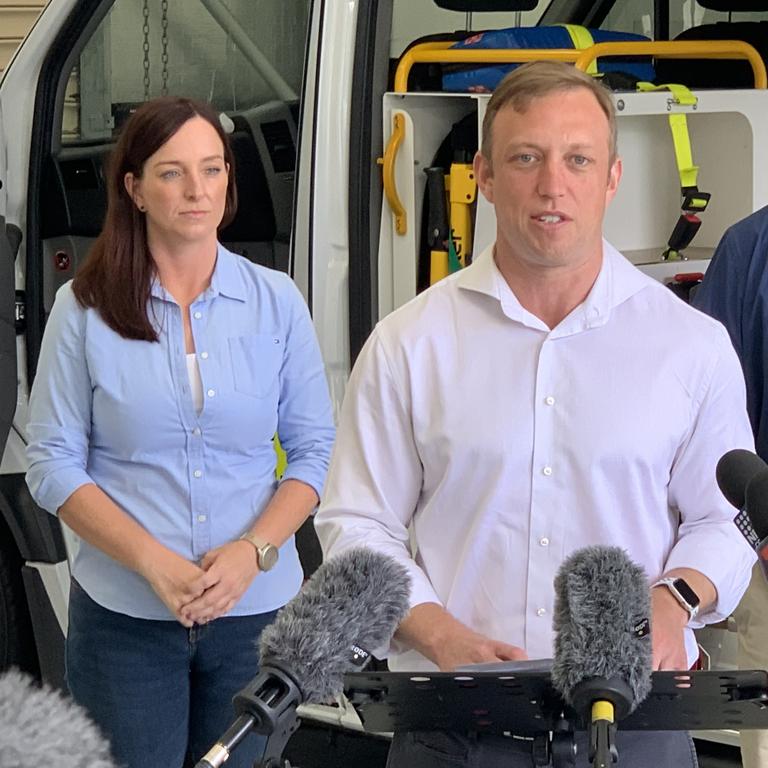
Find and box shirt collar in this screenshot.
[149,243,247,303]
[456,240,650,335]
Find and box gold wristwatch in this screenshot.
[239,532,279,571]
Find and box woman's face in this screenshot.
[125,115,229,251]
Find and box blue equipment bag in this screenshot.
[442,27,655,92]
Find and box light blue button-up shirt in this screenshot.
[26,245,335,619]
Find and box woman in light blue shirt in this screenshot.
[26,97,335,768]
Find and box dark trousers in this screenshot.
[386,729,699,767]
[67,578,278,768]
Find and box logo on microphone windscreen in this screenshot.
[633,618,650,639]
[348,644,371,667]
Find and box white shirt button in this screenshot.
[545,396,555,406]
[193,469,202,478]
[542,466,553,476]
[207,389,216,398]
[539,537,550,547]
[200,351,209,360]
[192,427,201,437]
[537,608,547,617]
[197,514,207,523]
[193,311,202,320]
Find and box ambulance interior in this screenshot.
[378,0,768,317]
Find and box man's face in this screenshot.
[474,88,621,274]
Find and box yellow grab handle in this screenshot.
[575,40,767,89]
[394,43,580,93]
[380,113,407,236]
[394,39,767,93]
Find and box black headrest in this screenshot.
[697,1,768,10]
[433,0,537,10]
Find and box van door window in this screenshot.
[390,0,549,58]
[44,0,310,318]
[62,0,307,142]
[669,3,768,38]
[600,2,654,36]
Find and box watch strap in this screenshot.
[652,576,700,620]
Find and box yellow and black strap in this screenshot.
[637,82,711,260]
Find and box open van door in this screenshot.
[0,109,16,465]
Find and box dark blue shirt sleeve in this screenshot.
[693,210,768,460]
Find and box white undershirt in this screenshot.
[186,353,203,414]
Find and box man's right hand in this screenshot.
[139,550,212,627]
[396,603,527,671]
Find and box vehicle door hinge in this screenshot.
[15,290,25,334]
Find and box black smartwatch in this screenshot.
[652,576,701,621]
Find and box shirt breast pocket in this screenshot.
[228,334,283,398]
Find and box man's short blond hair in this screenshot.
[481,61,618,166]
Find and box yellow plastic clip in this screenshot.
[592,700,615,724]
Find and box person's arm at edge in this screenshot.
[691,226,747,359]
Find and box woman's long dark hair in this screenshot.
[72,96,237,341]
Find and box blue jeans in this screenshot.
[66,578,279,768]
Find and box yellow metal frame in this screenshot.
[394,42,580,92]
[394,39,767,93]
[575,40,766,89]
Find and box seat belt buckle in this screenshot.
[681,186,711,213]
[663,213,702,260]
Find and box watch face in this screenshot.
[673,578,700,608]
[259,545,279,571]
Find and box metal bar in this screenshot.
[394,42,580,92]
[197,0,297,102]
[575,40,767,89]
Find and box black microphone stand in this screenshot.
[345,668,768,768]
[570,675,634,768]
[194,666,303,768]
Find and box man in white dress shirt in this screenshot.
[315,61,756,767]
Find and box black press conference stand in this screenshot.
[343,669,768,768]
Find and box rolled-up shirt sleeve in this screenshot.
[275,277,335,497]
[315,326,440,610]
[666,324,757,623]
[26,283,95,514]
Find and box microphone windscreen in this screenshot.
[716,449,768,510]
[0,669,116,767]
[258,547,410,703]
[745,470,768,541]
[551,546,652,713]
